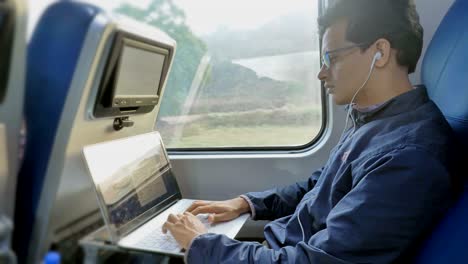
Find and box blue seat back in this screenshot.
[12,2,101,262]
[416,0,468,262]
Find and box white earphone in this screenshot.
[374,51,382,61]
[340,51,383,141]
[298,51,384,243]
[371,52,382,69]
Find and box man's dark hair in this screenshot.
[318,0,423,73]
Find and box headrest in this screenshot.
[422,0,468,146]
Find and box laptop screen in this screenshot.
[83,132,181,240]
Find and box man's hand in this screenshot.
[185,197,250,223]
[162,212,208,249]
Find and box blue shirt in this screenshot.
[185,86,457,264]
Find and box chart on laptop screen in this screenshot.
[84,132,178,229]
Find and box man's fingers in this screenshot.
[167,214,179,223]
[162,221,174,234]
[186,201,209,213]
[208,212,231,223]
[191,205,218,216]
[183,212,195,217]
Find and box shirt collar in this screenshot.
[352,101,386,113]
[348,85,429,125]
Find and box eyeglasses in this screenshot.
[321,43,369,69]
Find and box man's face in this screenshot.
[318,21,374,105]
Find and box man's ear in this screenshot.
[374,38,392,68]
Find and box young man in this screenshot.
[162,0,458,263]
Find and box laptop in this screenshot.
[82,131,249,257]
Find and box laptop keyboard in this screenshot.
[132,200,211,252]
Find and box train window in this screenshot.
[31,0,325,150]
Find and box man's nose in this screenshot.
[317,64,328,82]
